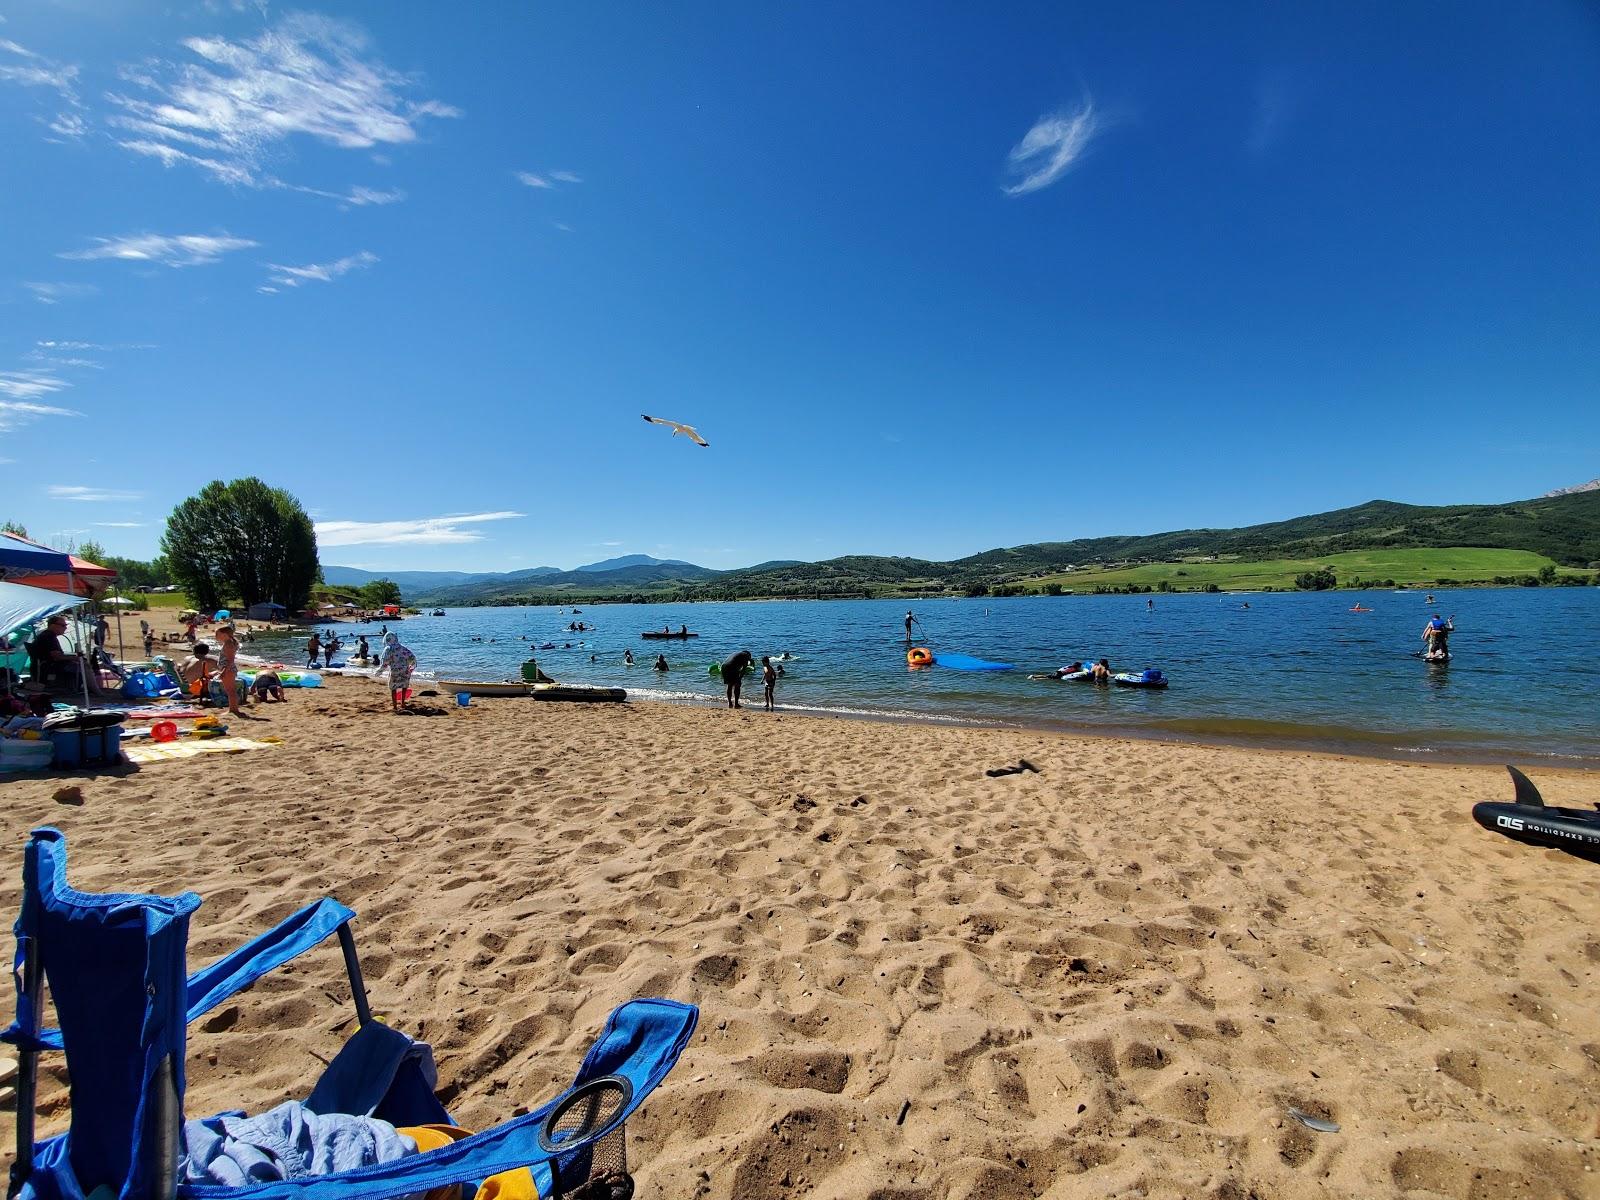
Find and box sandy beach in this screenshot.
[2,676,1597,1199]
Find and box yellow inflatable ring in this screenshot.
[907,646,933,666]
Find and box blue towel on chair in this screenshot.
[181,1100,417,1186]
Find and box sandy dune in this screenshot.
[2,678,1597,1198]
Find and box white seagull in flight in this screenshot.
[641,414,710,447]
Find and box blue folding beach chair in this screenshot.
[3,828,697,1200]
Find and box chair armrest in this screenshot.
[184,897,357,1026]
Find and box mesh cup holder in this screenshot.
[541,1075,635,1200]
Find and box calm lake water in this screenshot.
[255,589,1600,765]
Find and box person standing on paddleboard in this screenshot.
[1421,613,1454,659]
[905,611,917,641]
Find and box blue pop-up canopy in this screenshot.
[0,579,83,642]
[0,533,73,578]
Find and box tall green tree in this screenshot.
[360,579,403,607]
[76,539,108,565]
[162,478,319,611]
[2,521,27,537]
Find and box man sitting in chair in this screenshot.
[27,616,94,695]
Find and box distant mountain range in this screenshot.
[326,487,1600,604]
[322,555,720,602]
[1545,477,1600,498]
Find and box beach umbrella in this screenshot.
[319,603,337,610]
[103,596,137,606]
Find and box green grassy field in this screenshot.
[141,591,189,609]
[1031,547,1592,592]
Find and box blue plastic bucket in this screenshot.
[456,692,471,707]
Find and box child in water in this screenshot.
[761,655,778,711]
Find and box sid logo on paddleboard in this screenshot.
[1496,815,1525,831]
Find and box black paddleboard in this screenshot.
[1472,766,1600,865]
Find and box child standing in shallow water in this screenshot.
[761,655,777,711]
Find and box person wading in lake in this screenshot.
[761,655,778,712]
[721,650,754,709]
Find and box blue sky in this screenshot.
[3,2,1597,571]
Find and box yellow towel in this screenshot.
[398,1126,539,1200]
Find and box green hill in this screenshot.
[688,490,1600,599]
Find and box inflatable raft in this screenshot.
[1113,669,1168,689]
[642,631,698,639]
[1472,766,1600,865]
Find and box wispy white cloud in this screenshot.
[314,511,525,547]
[44,111,87,140]
[37,340,155,352]
[0,370,71,401]
[0,401,80,432]
[93,521,145,527]
[26,281,100,304]
[49,485,145,502]
[117,138,256,186]
[517,169,580,189]
[26,350,102,369]
[61,232,258,267]
[0,37,79,99]
[35,340,156,355]
[342,185,405,206]
[108,13,459,190]
[552,221,573,233]
[0,368,81,430]
[1002,100,1101,196]
[263,250,377,290]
